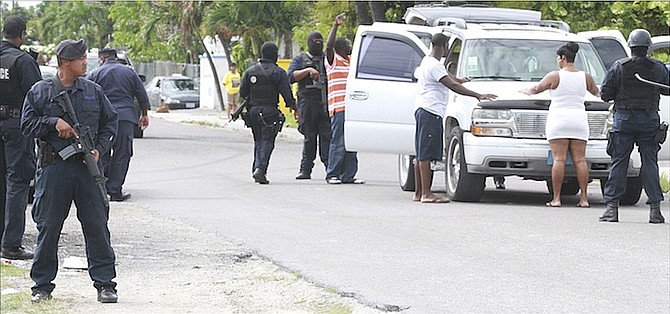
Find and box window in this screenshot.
[589,38,628,70]
[357,35,423,82]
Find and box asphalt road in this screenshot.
[123,116,669,313]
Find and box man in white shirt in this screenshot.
[413,33,497,203]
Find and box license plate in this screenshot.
[547,150,573,165]
[185,102,196,108]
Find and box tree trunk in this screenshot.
[199,35,225,112]
[354,1,372,25]
[282,31,293,59]
[217,31,234,67]
[369,1,387,22]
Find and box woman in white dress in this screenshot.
[520,42,600,207]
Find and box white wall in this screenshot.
[199,54,229,110]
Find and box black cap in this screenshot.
[55,39,88,60]
[99,48,117,55]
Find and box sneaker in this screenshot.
[97,287,118,303]
[343,179,365,184]
[326,177,342,184]
[31,290,52,303]
[1,247,34,260]
[252,169,269,184]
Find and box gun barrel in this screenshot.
[635,73,670,89]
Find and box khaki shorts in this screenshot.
[227,92,239,106]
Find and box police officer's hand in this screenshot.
[308,68,320,80]
[91,149,100,162]
[55,118,77,139]
[139,114,149,130]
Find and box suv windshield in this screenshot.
[461,39,607,83]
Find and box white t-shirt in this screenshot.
[414,56,449,118]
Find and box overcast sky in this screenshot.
[3,1,42,9]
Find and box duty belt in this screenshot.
[0,105,22,119]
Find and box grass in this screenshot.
[0,263,65,314]
[661,172,670,193]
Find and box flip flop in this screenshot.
[576,203,590,208]
[545,202,561,207]
[421,197,451,203]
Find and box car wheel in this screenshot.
[445,128,485,202]
[599,175,642,205]
[398,154,416,192]
[546,178,580,196]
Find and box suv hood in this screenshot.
[464,81,605,105]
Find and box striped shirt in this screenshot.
[326,53,350,116]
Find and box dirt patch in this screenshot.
[4,202,383,314]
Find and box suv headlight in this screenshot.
[166,97,181,104]
[471,109,513,137]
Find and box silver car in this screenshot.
[145,75,200,110]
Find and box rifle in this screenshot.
[51,91,109,209]
[229,98,249,122]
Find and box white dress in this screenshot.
[546,70,589,141]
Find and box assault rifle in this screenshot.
[230,98,249,123]
[51,91,109,209]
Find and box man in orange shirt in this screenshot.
[324,13,364,185]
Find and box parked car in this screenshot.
[145,75,200,109]
[344,4,643,203]
[39,65,56,80]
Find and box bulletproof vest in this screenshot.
[619,56,659,110]
[247,63,279,106]
[0,46,25,107]
[297,53,326,99]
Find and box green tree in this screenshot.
[33,1,113,49]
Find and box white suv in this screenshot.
[344,4,643,203]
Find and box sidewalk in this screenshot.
[149,108,303,141]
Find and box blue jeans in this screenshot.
[604,109,664,205]
[326,111,358,182]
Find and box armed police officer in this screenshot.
[21,39,120,303]
[88,48,150,202]
[599,29,670,224]
[240,42,299,184]
[288,32,332,180]
[1,15,41,260]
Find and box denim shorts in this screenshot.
[414,108,443,161]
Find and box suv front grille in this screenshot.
[512,110,608,139]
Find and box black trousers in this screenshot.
[297,98,331,173]
[249,106,281,174]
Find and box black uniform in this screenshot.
[288,47,332,178]
[0,39,41,255]
[239,57,296,183]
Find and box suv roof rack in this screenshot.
[403,5,570,32]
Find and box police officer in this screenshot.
[240,42,299,184]
[21,39,119,303]
[0,15,41,260]
[88,48,150,201]
[288,32,332,180]
[599,29,670,223]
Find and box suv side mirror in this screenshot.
[139,74,146,83]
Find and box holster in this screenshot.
[38,140,60,167]
[654,121,669,145]
[606,131,615,156]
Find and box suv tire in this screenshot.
[398,154,416,191]
[599,175,643,205]
[446,128,485,202]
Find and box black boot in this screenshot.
[295,170,311,180]
[599,202,619,222]
[649,203,665,224]
[252,168,269,184]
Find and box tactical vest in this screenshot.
[619,56,659,111]
[247,63,279,106]
[0,46,25,107]
[297,53,325,100]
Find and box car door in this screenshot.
[578,30,630,70]
[650,36,670,160]
[345,25,436,154]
